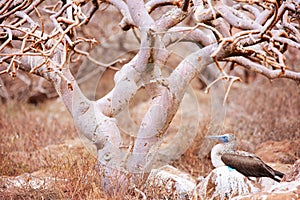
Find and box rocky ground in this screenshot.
[0,75,299,199]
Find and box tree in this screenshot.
[1,0,300,193]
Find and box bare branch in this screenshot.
[162,26,216,47]
[103,0,135,30]
[0,28,12,52]
[215,3,262,30]
[127,0,155,27]
[0,0,27,20]
[145,0,182,13]
[226,56,300,81]
[155,8,188,30]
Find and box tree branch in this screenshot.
[145,0,182,13]
[226,56,300,81]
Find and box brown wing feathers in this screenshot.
[221,153,282,182]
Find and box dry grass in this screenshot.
[225,76,300,145]
[0,100,107,199]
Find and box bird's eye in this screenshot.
[221,136,229,143]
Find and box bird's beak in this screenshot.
[206,135,225,142]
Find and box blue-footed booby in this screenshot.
[207,133,284,182]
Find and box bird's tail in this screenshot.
[274,170,284,178]
[272,170,284,182]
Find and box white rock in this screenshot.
[146,165,196,199]
[194,166,260,200]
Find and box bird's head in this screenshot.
[206,133,236,143]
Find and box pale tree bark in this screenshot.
[1,0,300,194]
